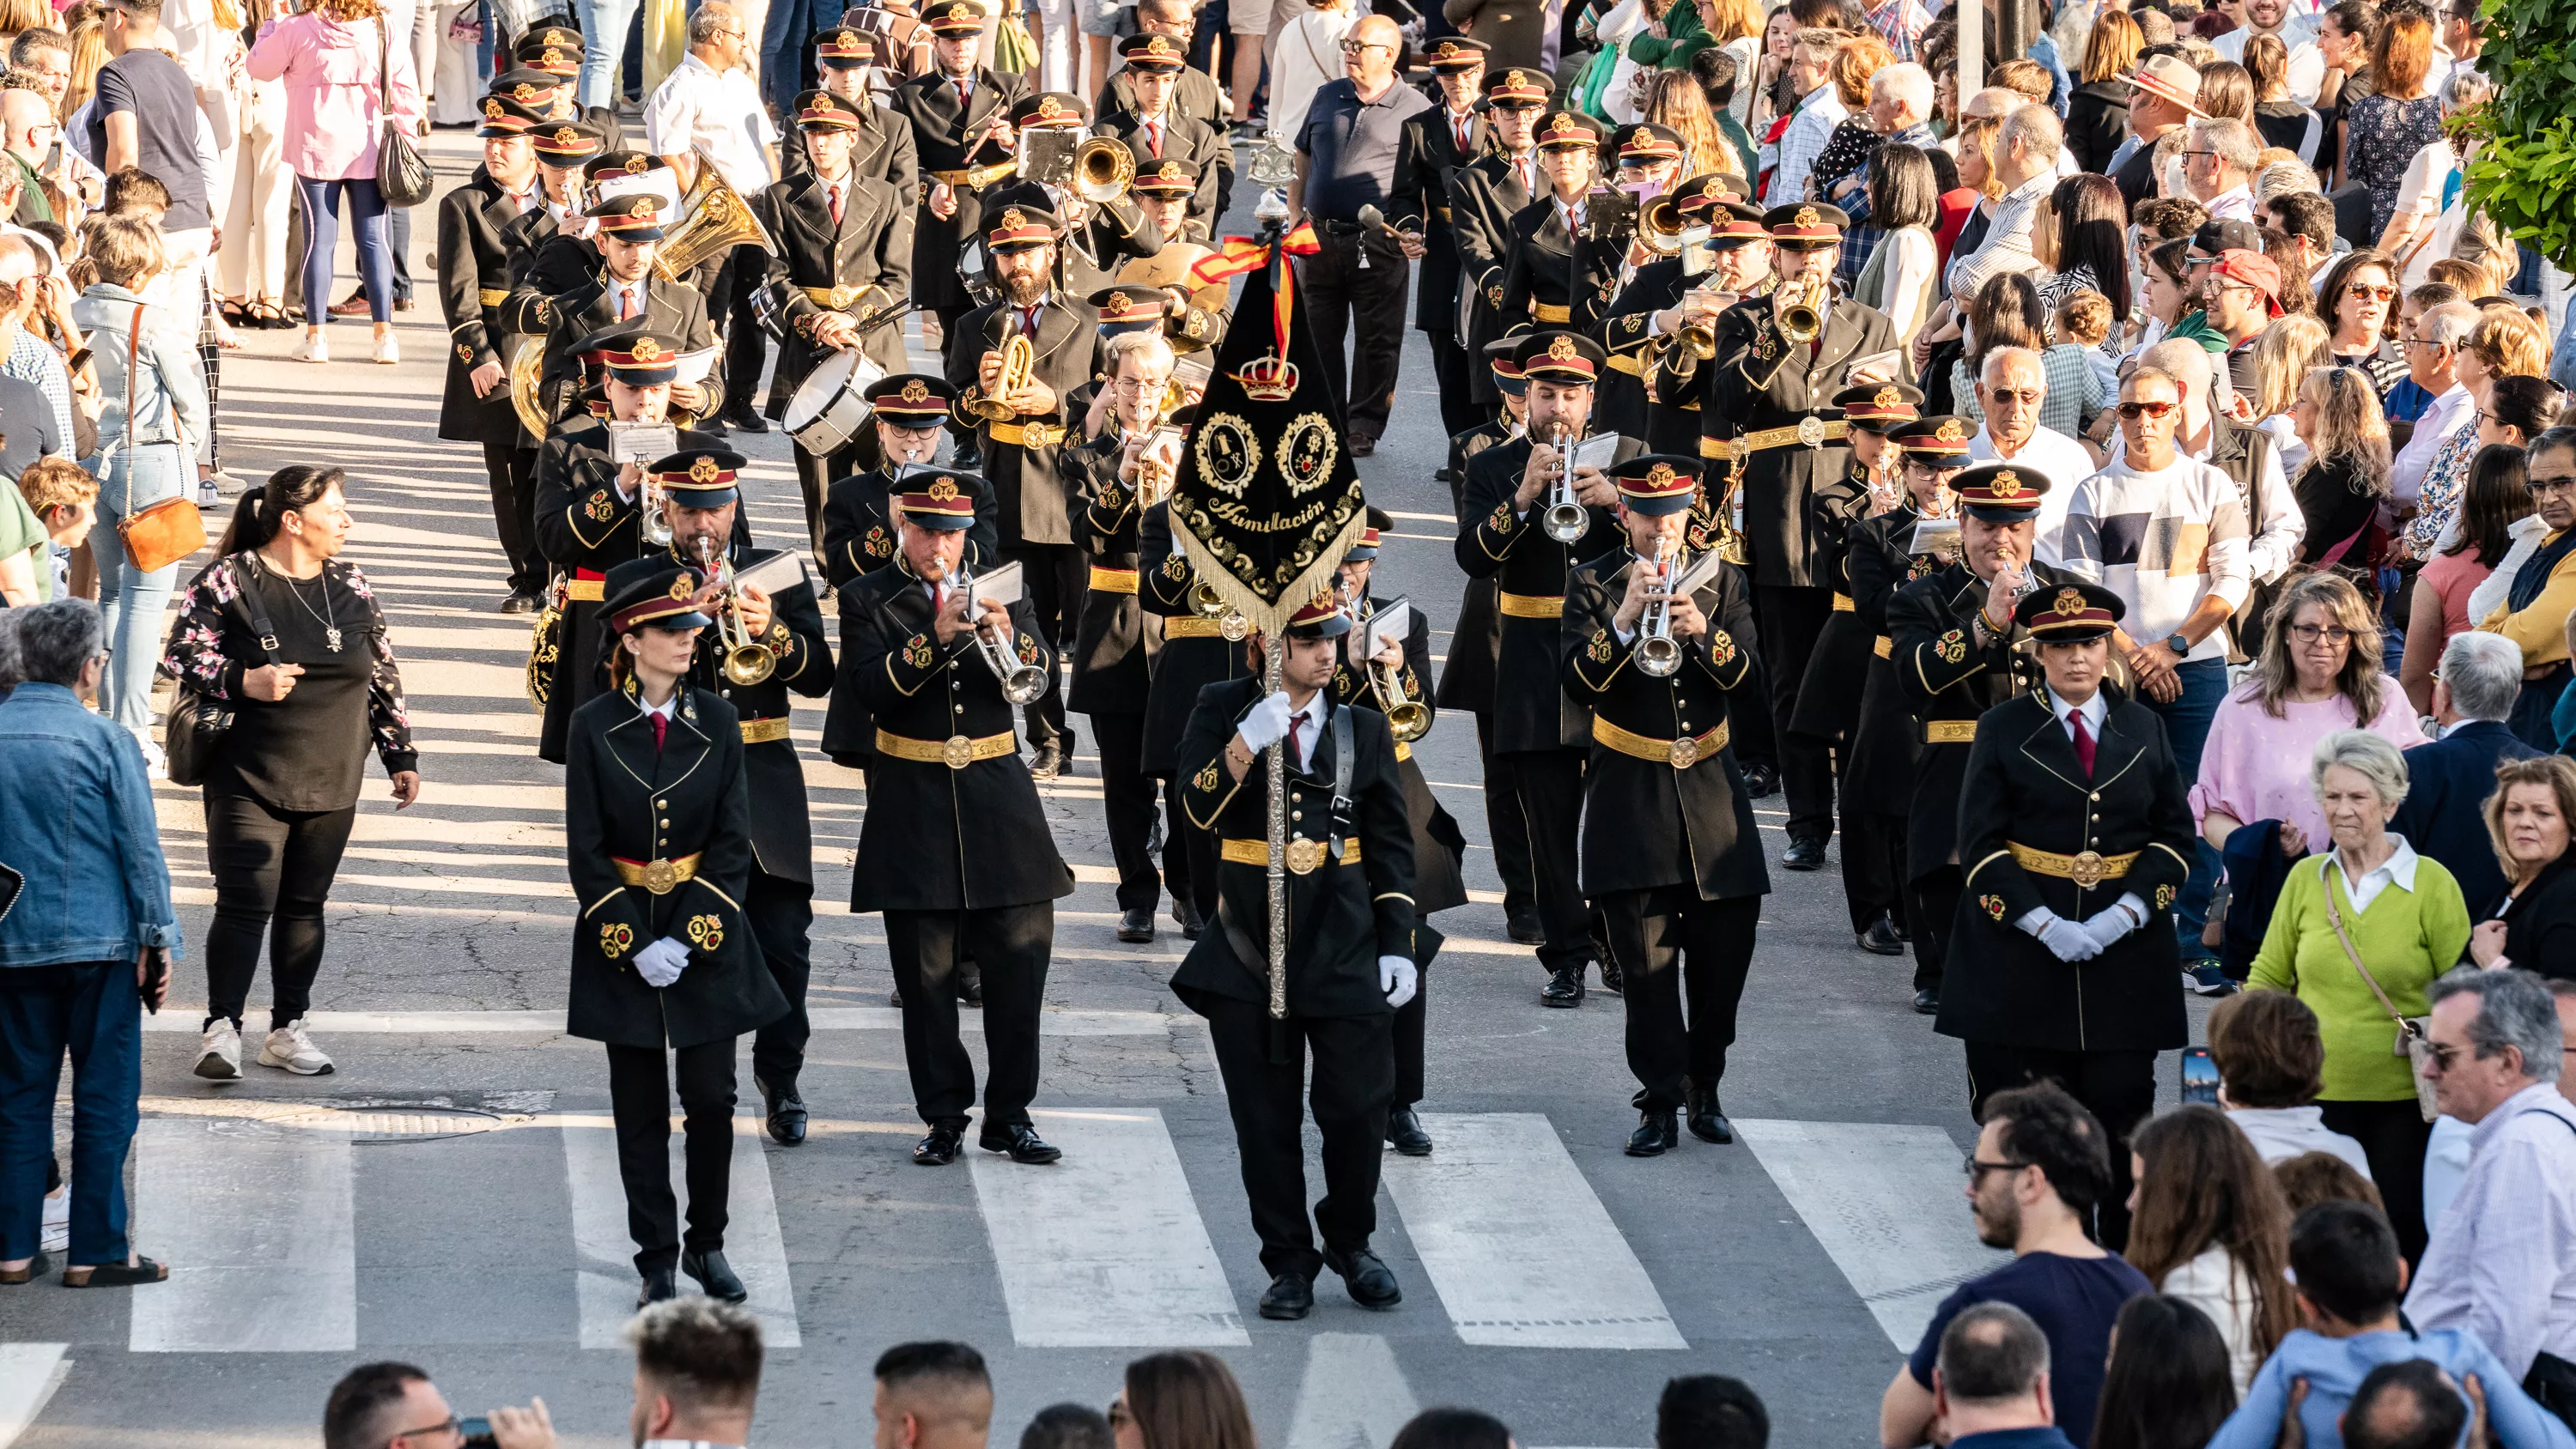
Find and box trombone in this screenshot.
[1540,421,1588,543]
[691,535,777,686]
[963,332,1035,423]
[951,563,1050,703]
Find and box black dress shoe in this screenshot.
[1540,966,1584,1007]
[757,1074,807,1145]
[682,1249,748,1303]
[979,1123,1063,1163]
[1686,1085,1734,1143]
[1911,987,1941,1016]
[1030,743,1064,779]
[957,972,983,1007]
[1595,957,1623,995]
[1259,1270,1314,1319]
[913,1126,963,1165]
[1740,761,1779,797]
[638,1265,677,1305]
[721,409,771,434]
[1782,837,1827,871]
[1173,898,1205,940]
[1117,907,1156,943]
[1625,1108,1680,1156]
[1507,911,1544,945]
[1386,1106,1433,1155]
[1321,1246,1401,1308]
[889,985,903,1008]
[1858,917,1905,955]
[498,592,538,615]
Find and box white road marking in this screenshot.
[1383,1113,1686,1349]
[130,1117,357,1352]
[0,1344,68,1449]
[1283,1334,1420,1449]
[140,1008,1192,1035]
[1735,1119,2007,1351]
[562,1120,802,1349]
[967,1107,1248,1347]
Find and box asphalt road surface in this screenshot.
[0,129,2208,1449]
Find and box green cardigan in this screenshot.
[1625,0,1711,70]
[2247,849,2472,1101]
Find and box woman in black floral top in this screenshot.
[2338,10,2441,239]
[160,464,419,1085]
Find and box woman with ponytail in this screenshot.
[160,465,419,1083]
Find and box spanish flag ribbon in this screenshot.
[1191,236,1273,284]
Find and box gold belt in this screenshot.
[568,579,605,602]
[875,727,1017,768]
[1726,416,1849,461]
[1698,435,1726,460]
[1089,566,1139,594]
[1832,593,1854,611]
[478,287,507,306]
[1923,718,1978,743]
[1594,715,1729,769]
[1163,615,1229,639]
[929,162,1016,187]
[612,851,703,894]
[990,419,1066,447]
[800,283,875,310]
[1874,635,1892,658]
[1221,835,1364,873]
[1498,591,1564,618]
[1607,352,1643,376]
[1433,205,1453,221]
[738,717,791,744]
[2008,841,2142,889]
[1531,301,1571,323]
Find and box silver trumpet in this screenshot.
[1540,421,1588,543]
[951,564,1050,704]
[641,474,672,547]
[1636,546,1685,677]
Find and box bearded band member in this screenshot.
[438,93,552,614]
[1171,594,1424,1322]
[564,565,787,1308]
[1561,455,1769,1155]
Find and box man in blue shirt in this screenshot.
[1923,1302,2081,1449]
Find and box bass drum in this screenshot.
[784,348,882,458]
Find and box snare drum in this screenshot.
[783,348,884,457]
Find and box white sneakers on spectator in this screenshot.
[259,1018,333,1076]
[293,332,327,364]
[373,333,398,366]
[194,1019,241,1080]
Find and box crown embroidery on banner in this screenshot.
[1935,418,1966,443]
[1234,352,1297,401]
[901,379,930,402]
[1990,467,2023,496]
[689,456,721,482]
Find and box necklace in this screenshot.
[283,567,342,652]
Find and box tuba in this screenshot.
[507,336,550,438]
[1072,136,1135,203]
[963,332,1035,423]
[654,152,778,281]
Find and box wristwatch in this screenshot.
[2164,632,2192,655]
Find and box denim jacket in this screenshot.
[0,682,182,966]
[69,285,208,458]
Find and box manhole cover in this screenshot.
[335,1108,506,1142]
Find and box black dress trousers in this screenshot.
[482,441,543,598]
[605,1038,738,1274]
[1091,711,1161,912]
[1601,888,1760,1110]
[748,870,813,1094]
[884,901,1054,1129]
[1299,225,1410,440]
[1003,543,1086,750]
[1394,963,1430,1109]
[1163,775,1216,921]
[1510,746,1593,973]
[1964,1040,2158,1251]
[1200,992,1395,1280]
[1477,712,1535,920]
[1912,864,1961,996]
[708,241,768,420]
[1838,802,1904,935]
[1428,325,1479,440]
[1755,584,1836,844]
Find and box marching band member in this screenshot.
[498,120,608,296]
[604,448,835,1148]
[819,374,998,591]
[1445,67,1547,413]
[1947,580,2195,1247]
[780,27,920,195]
[1595,167,1714,450]
[531,326,732,765]
[1498,111,1622,338]
[1329,513,1465,1156]
[756,88,915,547]
[1138,491,1251,942]
[893,0,1029,433]
[1561,454,1769,1155]
[1064,330,1183,943]
[526,190,725,428]
[1091,35,1228,239]
[1091,0,1224,128]
[490,62,576,124]
[951,202,1106,779]
[1455,330,1643,1006]
[564,564,787,1307]
[1392,35,1489,440]
[1171,593,1424,1321]
[438,94,551,615]
[507,142,633,309]
[1888,462,2068,1022]
[975,98,1154,298]
[837,480,1076,1167]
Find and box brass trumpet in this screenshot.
[963,332,1035,423]
[692,537,777,687]
[1191,579,1249,640]
[1073,135,1135,203]
[1130,377,1188,508]
[1779,272,1827,344]
[1637,195,1688,257]
[1675,287,1722,361]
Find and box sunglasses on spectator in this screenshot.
[2288,623,2354,644]
[2116,399,2177,420]
[1338,38,1391,52]
[1984,387,2042,405]
[2529,472,2576,495]
[1963,1154,2029,1179]
[2345,282,2396,301]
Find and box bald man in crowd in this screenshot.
[873,1342,994,1449]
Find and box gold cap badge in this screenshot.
[689,456,721,482]
[901,379,930,402]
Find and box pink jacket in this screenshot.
[246,10,424,181]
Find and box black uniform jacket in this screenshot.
[1445,152,1533,405]
[1562,549,1773,901]
[837,562,1075,911]
[1093,109,1230,236]
[892,66,1031,310]
[564,686,791,1050]
[1787,470,1877,743]
[1888,559,2063,880]
[946,294,1107,547]
[1095,63,1225,131]
[1453,432,1643,754]
[437,164,538,445]
[1063,428,1155,715]
[1593,257,1699,446]
[1170,677,1424,1019]
[532,421,729,763]
[756,168,915,416]
[1328,597,1468,915]
[1391,100,1484,334]
[1139,500,1253,776]
[1938,689,2195,1054]
[1682,293,1897,589]
[780,96,921,196]
[1840,503,1944,805]
[819,464,999,592]
[605,544,834,885]
[1434,417,1513,713]
[1440,0,1544,69]
[1498,196,1625,339]
[527,272,725,427]
[1060,197,1165,294]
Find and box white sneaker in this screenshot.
[292,332,328,364]
[40,1191,67,1252]
[195,476,219,507]
[372,333,398,365]
[194,1020,242,1080]
[258,1018,333,1076]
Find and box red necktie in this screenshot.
[1455,116,1469,152]
[1146,119,1163,157]
[1513,157,1530,192]
[1287,711,1306,769]
[651,711,668,754]
[1020,304,1040,336]
[829,183,844,227]
[2069,708,2095,778]
[956,78,971,107]
[617,286,638,321]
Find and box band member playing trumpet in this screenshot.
[1092,35,1227,238]
[757,88,915,547]
[1327,513,1465,1156]
[439,94,552,615]
[1596,168,1719,450]
[1171,594,1425,1321]
[564,564,788,1307]
[836,482,1075,1167]
[526,191,726,427]
[893,0,1029,424]
[498,119,607,300]
[604,449,834,1147]
[1561,455,1769,1155]
[1498,110,1622,337]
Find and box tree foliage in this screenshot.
[2462,0,2576,272]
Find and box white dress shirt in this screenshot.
[1768,83,1848,210]
[1968,421,2093,566]
[2404,1082,2576,1379]
[2391,380,2474,506]
[638,693,677,725]
[643,51,780,195]
[608,276,649,321]
[2203,185,2257,223]
[2325,834,2420,915]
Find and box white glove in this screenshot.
[1379,954,1419,1007]
[1236,690,1297,751]
[2020,908,2102,963]
[2080,894,2149,953]
[633,937,691,988]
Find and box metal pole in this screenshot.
[1959,0,1984,100]
[1265,635,1288,1021]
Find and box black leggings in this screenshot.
[202,785,357,1032]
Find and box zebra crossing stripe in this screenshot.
[130,1117,358,1352]
[562,1119,804,1349]
[0,1344,67,1449]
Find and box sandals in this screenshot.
[0,1252,47,1285]
[217,297,249,327]
[248,300,291,330]
[63,1256,167,1287]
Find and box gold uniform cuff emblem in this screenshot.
[600,921,635,957]
[686,913,724,950]
[1981,894,2006,922]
